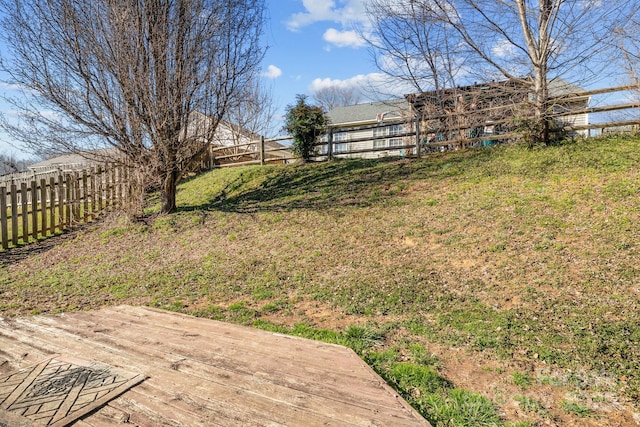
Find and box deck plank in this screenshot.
[17,315,411,426]
[44,309,400,410]
[0,319,317,426]
[0,305,430,426]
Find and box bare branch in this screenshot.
[364,0,638,145]
[0,0,266,213]
[312,86,363,111]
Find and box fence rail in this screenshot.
[2,86,637,249]
[204,84,640,166]
[0,164,128,250]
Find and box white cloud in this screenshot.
[309,74,370,92]
[309,72,414,99]
[0,82,24,91]
[286,0,367,31]
[323,28,365,48]
[263,65,282,79]
[492,39,516,59]
[286,0,337,31]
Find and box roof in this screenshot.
[29,148,118,171]
[406,77,587,106]
[326,99,410,126]
[547,78,588,98]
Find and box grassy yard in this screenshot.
[1,136,640,426]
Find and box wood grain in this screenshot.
[0,306,430,426]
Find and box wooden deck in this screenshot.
[0,305,430,426]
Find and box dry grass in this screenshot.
[2,136,640,425]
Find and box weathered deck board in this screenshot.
[43,308,399,409]
[0,305,430,426]
[9,317,391,425]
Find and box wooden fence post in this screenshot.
[90,167,96,219]
[21,182,28,244]
[82,170,89,223]
[1,186,8,249]
[104,165,111,209]
[40,179,47,237]
[117,165,123,207]
[97,166,104,212]
[415,116,422,158]
[57,172,64,231]
[49,177,55,235]
[122,165,131,211]
[260,136,265,165]
[111,165,116,208]
[30,181,37,241]
[10,182,18,246]
[73,172,80,222]
[65,174,72,227]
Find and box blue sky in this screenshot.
[0,0,633,155]
[0,0,378,155]
[262,0,382,124]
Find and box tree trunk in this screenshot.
[161,170,179,214]
[533,68,550,145]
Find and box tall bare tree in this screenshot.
[618,15,640,93]
[364,0,463,96]
[214,77,278,161]
[365,0,637,144]
[0,0,266,213]
[312,85,362,111]
[0,152,31,175]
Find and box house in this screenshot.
[324,78,590,158]
[188,111,292,167]
[406,78,591,149]
[28,148,119,172]
[209,120,292,165]
[545,78,591,135]
[29,113,291,175]
[323,99,415,159]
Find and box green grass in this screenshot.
[561,400,595,417]
[512,371,533,389]
[2,204,104,248]
[2,135,640,425]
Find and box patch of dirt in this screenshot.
[426,342,640,426]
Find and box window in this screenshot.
[373,124,404,150]
[373,139,387,149]
[373,126,387,149]
[334,132,348,153]
[373,127,387,138]
[389,124,403,136]
[326,132,349,154]
[334,132,348,142]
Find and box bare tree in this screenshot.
[312,86,362,111]
[213,77,278,161]
[0,0,266,213]
[364,0,464,96]
[363,0,471,143]
[0,152,31,175]
[618,15,640,91]
[365,0,637,144]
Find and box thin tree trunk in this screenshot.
[161,170,178,213]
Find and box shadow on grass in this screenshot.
[0,227,86,266]
[178,156,440,213]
